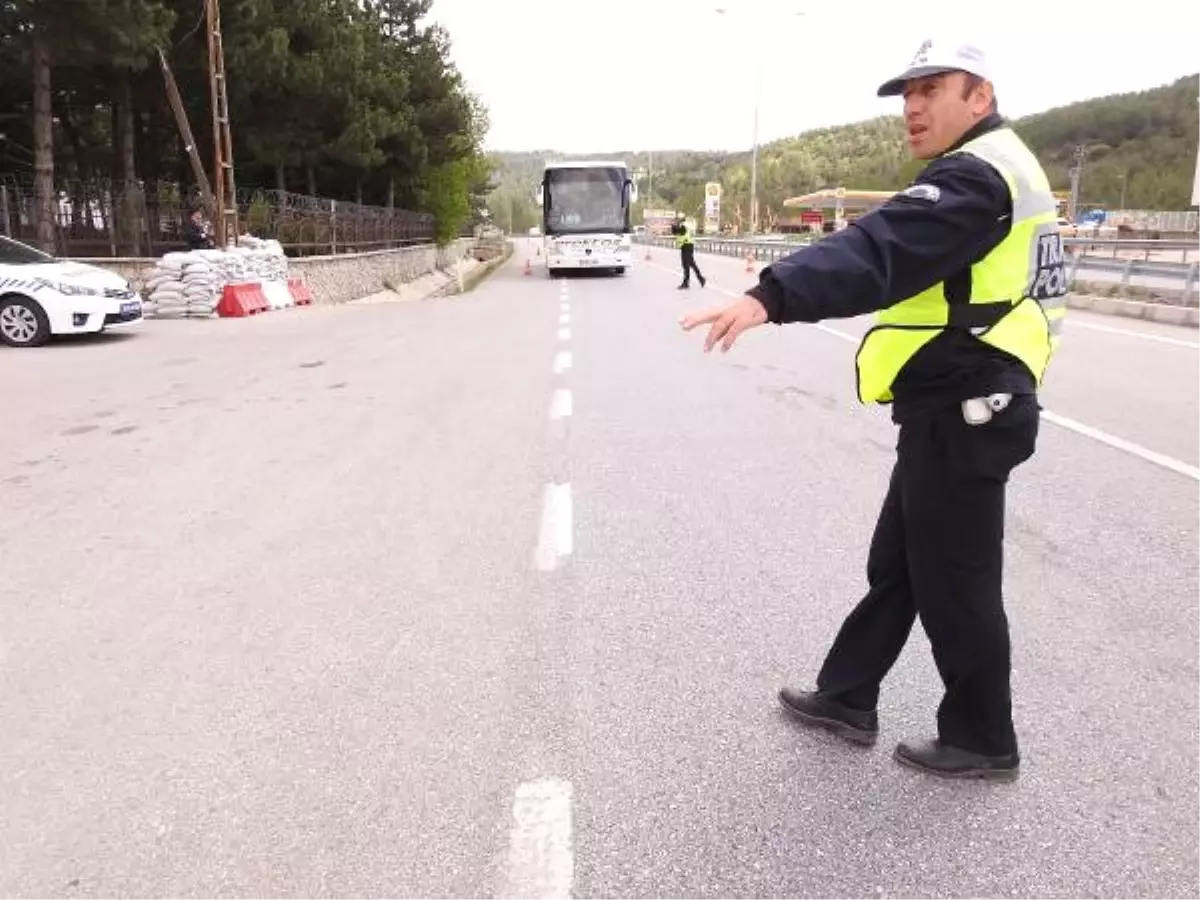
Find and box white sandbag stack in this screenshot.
[144,251,221,319]
[236,235,289,284]
[179,251,223,315]
[210,248,254,289]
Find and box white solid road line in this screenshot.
[533,483,573,572]
[686,275,1200,480]
[1041,411,1200,480]
[1068,319,1199,349]
[557,327,571,342]
[815,323,856,343]
[498,778,574,900]
[553,350,572,374]
[549,388,573,420]
[811,323,1200,480]
[814,322,1200,481]
[559,312,570,325]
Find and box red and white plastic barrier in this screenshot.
[287,278,314,305]
[217,283,269,317]
[217,277,316,318]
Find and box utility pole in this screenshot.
[158,48,214,216]
[750,55,760,235]
[1194,94,1200,208]
[206,0,239,247]
[648,149,653,209]
[713,6,804,236]
[1067,144,1087,223]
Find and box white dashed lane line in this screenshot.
[533,483,573,572]
[536,289,575,573]
[498,777,574,899]
[549,388,573,420]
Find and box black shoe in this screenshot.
[778,688,878,746]
[698,275,707,287]
[893,739,1020,782]
[677,283,689,289]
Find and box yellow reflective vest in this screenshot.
[675,224,694,248]
[854,126,1068,404]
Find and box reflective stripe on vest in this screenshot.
[854,127,1067,404]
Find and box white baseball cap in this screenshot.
[876,37,992,97]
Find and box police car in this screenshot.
[0,234,143,348]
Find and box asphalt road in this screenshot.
[1,246,1197,898]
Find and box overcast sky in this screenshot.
[424,0,1198,153]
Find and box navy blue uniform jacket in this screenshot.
[745,114,1037,422]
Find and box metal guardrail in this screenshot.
[656,235,1195,255]
[636,235,1199,302]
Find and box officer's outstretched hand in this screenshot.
[679,296,768,353]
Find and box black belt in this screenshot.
[947,301,1013,329]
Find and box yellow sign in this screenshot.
[704,182,721,234]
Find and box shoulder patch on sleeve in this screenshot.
[899,183,941,204]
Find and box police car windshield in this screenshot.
[0,235,55,266]
[544,168,627,234]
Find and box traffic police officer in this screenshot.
[671,215,707,289]
[681,38,1067,781]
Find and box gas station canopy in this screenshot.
[782,188,896,211]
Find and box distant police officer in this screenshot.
[681,38,1067,781]
[671,215,707,289]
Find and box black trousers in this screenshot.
[815,394,1040,756]
[679,245,703,284]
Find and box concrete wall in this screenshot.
[74,238,474,306]
[288,239,472,305]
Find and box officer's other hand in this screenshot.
[679,296,768,353]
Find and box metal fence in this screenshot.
[0,176,435,258]
[637,235,1199,303]
[1103,210,1199,234]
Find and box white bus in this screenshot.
[535,160,638,277]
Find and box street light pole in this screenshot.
[1194,93,1200,208]
[649,148,654,208]
[715,6,803,237]
[1067,144,1095,222]
[750,55,761,235]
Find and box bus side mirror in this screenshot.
[535,185,544,206]
[628,179,638,204]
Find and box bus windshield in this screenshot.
[543,167,629,235]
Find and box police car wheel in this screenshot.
[0,296,51,348]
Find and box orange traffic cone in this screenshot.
[744,250,754,272]
[524,258,533,275]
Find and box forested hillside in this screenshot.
[489,74,1198,231]
[0,0,492,250]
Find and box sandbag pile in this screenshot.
[144,250,225,318]
[144,238,289,319]
[206,237,289,285]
